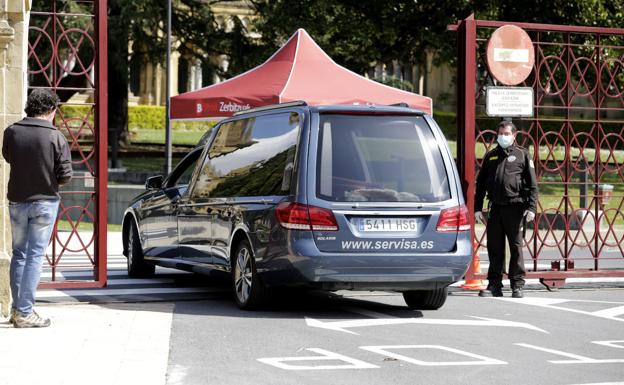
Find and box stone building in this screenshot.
[0,0,30,317]
[129,1,257,106]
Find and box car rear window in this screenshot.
[316,114,451,202]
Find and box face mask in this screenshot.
[497,135,514,149]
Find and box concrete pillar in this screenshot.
[0,0,31,318]
[170,51,179,97]
[155,62,162,106]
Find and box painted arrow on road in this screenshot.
[305,315,548,335]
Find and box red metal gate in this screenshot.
[451,16,624,288]
[28,0,108,288]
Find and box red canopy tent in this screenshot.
[170,29,432,120]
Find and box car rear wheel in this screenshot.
[126,221,155,278]
[232,240,268,310]
[403,287,448,310]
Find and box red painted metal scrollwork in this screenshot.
[454,18,624,283]
[28,1,107,288]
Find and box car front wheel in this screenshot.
[126,221,155,278]
[232,240,268,309]
[403,287,448,310]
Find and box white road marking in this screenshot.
[515,343,624,364]
[498,297,624,323]
[568,383,624,385]
[592,340,624,350]
[37,287,222,298]
[305,315,547,335]
[591,305,624,318]
[257,348,379,370]
[360,345,507,366]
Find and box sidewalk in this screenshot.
[0,303,173,385]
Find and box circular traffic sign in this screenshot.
[486,25,535,86]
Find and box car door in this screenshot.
[178,118,256,268]
[142,147,204,259]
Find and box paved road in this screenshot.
[164,288,624,385]
[32,232,624,385]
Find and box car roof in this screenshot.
[231,101,426,118]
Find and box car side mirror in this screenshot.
[145,175,164,190]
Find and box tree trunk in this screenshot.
[107,0,130,168]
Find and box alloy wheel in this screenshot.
[127,226,134,271]
[234,247,253,304]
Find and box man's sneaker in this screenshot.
[512,289,524,298]
[478,288,503,297]
[13,311,51,328]
[8,309,17,325]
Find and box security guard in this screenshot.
[475,120,538,298]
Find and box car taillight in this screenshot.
[436,205,470,232]
[275,202,339,231]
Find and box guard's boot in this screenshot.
[479,287,503,297]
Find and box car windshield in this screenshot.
[316,114,451,202]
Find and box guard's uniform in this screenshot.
[475,144,538,290]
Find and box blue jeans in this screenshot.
[9,200,59,316]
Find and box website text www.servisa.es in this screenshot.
[341,239,434,251]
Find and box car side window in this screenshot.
[192,112,300,198]
[165,148,203,188]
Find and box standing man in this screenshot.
[475,120,538,298]
[2,89,72,328]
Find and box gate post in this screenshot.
[456,15,478,252]
[95,0,108,286]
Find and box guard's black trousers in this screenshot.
[486,203,526,289]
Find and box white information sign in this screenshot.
[486,86,534,117]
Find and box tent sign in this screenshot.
[486,87,533,117]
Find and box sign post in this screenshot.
[485,25,535,118]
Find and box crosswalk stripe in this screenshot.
[37,251,226,302]
[591,305,624,318]
[37,286,225,299]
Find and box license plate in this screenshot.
[357,218,418,232]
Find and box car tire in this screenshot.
[232,239,269,310]
[403,287,448,310]
[126,221,155,278]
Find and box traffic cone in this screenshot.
[461,239,486,290]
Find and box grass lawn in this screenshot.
[124,130,623,224]
[128,128,624,164]
[119,155,185,172]
[57,219,122,233]
[130,129,206,146]
[446,141,624,163]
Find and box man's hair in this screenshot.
[25,89,60,117]
[498,120,517,133]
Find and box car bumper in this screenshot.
[256,232,472,291]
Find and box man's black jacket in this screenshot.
[2,117,73,202]
[475,144,538,213]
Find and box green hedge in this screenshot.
[433,110,457,141]
[60,105,215,131]
[60,105,618,142]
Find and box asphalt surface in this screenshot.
[35,232,624,384]
[165,287,624,385]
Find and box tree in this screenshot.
[247,0,485,93]
[108,0,232,148]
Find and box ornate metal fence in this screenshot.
[452,17,624,288]
[28,0,107,288]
